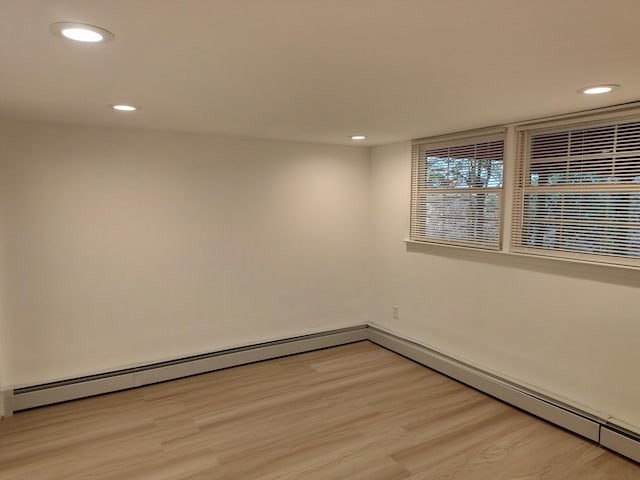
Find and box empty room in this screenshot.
[0,0,639,478]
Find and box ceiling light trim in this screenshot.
[50,22,115,43]
[577,84,620,95]
[111,104,140,112]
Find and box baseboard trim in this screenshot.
[601,425,640,464]
[6,325,368,414]
[4,323,639,465]
[366,325,640,464]
[0,389,12,419]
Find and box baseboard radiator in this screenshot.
[2,323,638,464]
[4,325,368,415]
[367,325,640,464]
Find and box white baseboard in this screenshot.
[6,325,368,415]
[601,426,640,464]
[3,323,639,465]
[366,326,601,441]
[366,325,640,465]
[0,390,10,419]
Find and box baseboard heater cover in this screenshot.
[366,325,640,465]
[601,425,640,464]
[6,325,368,415]
[4,323,639,465]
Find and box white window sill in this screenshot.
[404,240,640,285]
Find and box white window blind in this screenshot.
[512,116,640,267]
[411,131,505,249]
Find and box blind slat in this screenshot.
[411,131,505,249]
[512,117,640,266]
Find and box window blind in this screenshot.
[411,131,505,249]
[512,117,640,267]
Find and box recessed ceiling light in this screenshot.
[50,22,114,43]
[350,135,367,140]
[578,84,620,95]
[111,105,139,112]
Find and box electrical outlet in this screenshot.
[393,305,399,319]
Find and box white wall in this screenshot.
[0,195,5,417]
[2,121,638,434]
[370,141,640,434]
[0,121,371,390]
[0,128,8,416]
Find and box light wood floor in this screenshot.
[0,341,638,479]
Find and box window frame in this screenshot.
[510,112,640,269]
[410,128,507,250]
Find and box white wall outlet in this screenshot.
[393,305,399,319]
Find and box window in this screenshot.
[410,129,505,249]
[512,115,640,267]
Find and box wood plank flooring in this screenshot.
[0,341,638,479]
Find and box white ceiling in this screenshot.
[1,0,640,146]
